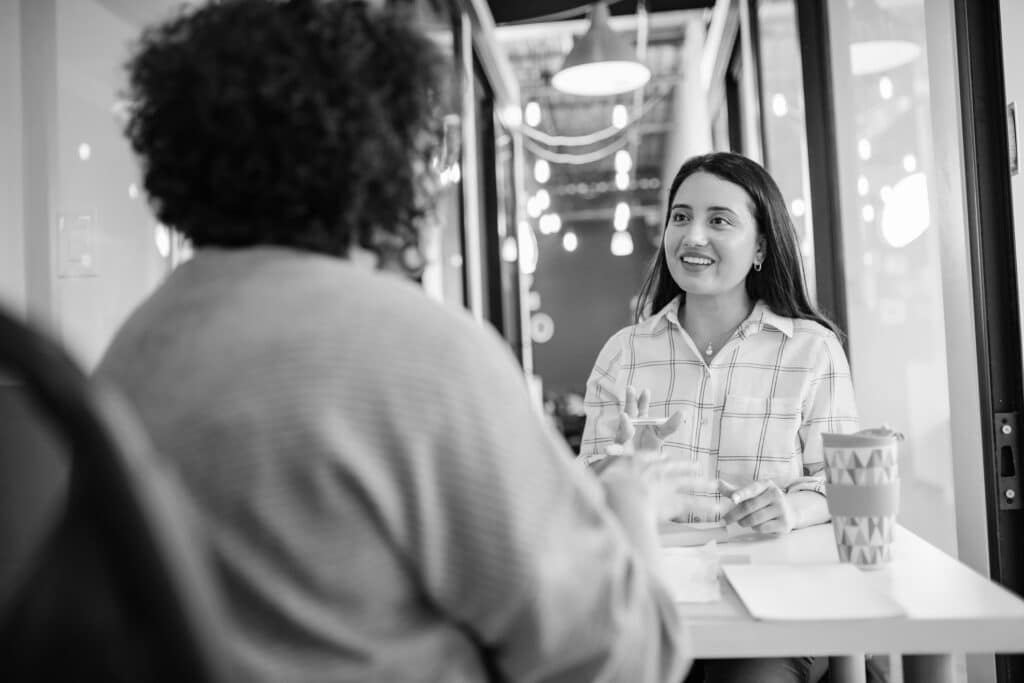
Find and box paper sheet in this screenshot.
[659,541,722,603]
[722,563,906,620]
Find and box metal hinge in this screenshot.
[996,411,1022,510]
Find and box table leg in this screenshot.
[903,654,955,683]
[829,655,867,683]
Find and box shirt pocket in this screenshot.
[717,394,803,481]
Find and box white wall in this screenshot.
[52,0,169,369]
[8,0,174,368]
[0,0,26,316]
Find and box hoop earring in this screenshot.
[754,261,763,272]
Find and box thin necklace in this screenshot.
[701,325,740,358]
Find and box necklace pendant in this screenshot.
[703,341,713,357]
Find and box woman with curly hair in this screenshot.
[95,1,693,681]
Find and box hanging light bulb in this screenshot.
[551,3,651,96]
[527,195,542,219]
[563,231,578,252]
[848,0,921,75]
[539,213,562,235]
[535,189,551,212]
[524,101,542,127]
[612,104,628,129]
[534,159,551,184]
[501,235,518,262]
[610,230,633,256]
[614,201,630,231]
[614,149,632,174]
[518,221,538,274]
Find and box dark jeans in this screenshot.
[684,657,817,683]
[684,655,891,683]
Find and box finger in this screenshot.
[752,518,788,535]
[654,411,683,439]
[729,480,768,505]
[735,505,779,529]
[624,386,638,418]
[717,478,739,497]
[722,490,772,524]
[637,388,650,416]
[613,411,634,445]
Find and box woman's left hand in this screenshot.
[719,480,797,534]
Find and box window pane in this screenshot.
[757,0,816,301]
[828,0,960,555]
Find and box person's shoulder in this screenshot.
[790,317,840,344]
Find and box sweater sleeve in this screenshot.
[378,320,689,683]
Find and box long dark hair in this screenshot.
[634,152,841,338]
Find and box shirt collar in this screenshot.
[647,297,794,338]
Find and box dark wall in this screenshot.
[531,220,658,397]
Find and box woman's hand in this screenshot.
[719,480,797,534]
[609,386,682,454]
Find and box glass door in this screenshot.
[826,0,1024,679]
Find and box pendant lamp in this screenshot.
[848,0,920,75]
[551,3,650,96]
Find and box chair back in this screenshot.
[0,309,231,683]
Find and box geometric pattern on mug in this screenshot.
[833,515,895,566]
[823,446,898,470]
[825,466,898,485]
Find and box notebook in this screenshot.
[722,563,906,620]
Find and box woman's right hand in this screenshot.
[598,386,722,523]
[608,386,682,455]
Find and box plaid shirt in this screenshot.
[580,298,859,522]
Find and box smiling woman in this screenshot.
[579,151,860,681]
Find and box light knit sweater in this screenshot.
[95,246,687,683]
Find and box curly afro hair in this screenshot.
[123,0,446,255]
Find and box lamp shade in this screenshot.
[551,3,650,96]
[848,0,920,75]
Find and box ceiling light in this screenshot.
[615,172,630,190]
[610,230,633,256]
[501,236,518,262]
[612,104,628,129]
[878,76,894,99]
[848,0,921,75]
[614,201,630,231]
[881,173,929,248]
[563,231,578,252]
[534,159,551,184]
[518,221,538,274]
[524,101,542,127]
[771,93,788,117]
[535,189,550,212]
[551,3,651,97]
[614,149,632,174]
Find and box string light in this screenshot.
[614,202,630,231]
[524,101,541,127]
[534,159,551,184]
[610,231,633,256]
[612,104,628,129]
[563,231,578,252]
[614,150,632,174]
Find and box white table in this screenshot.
[663,523,1024,683]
